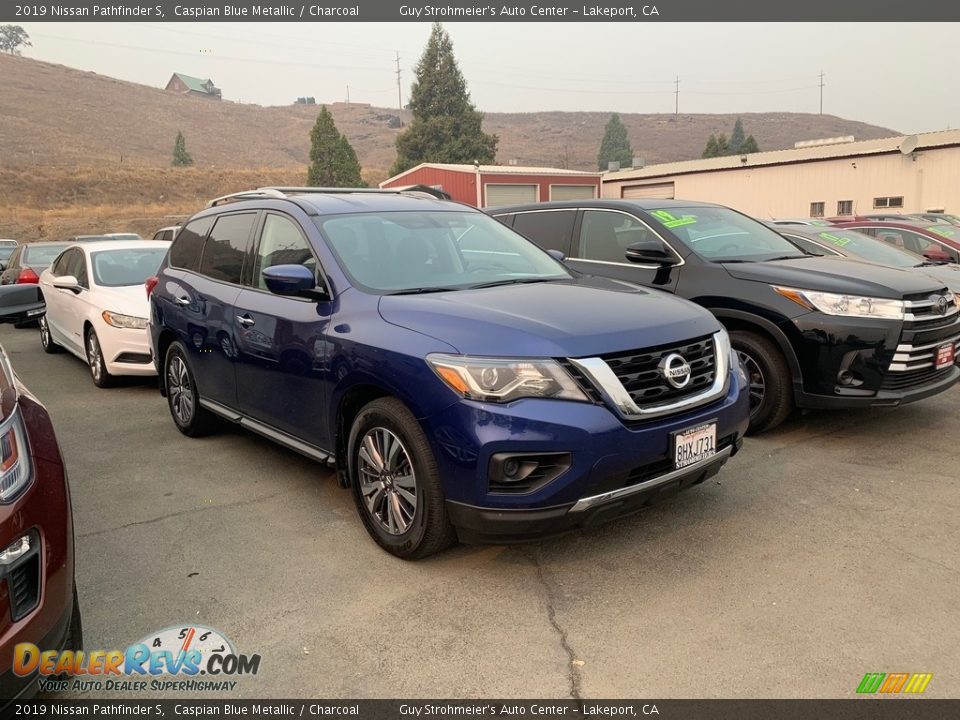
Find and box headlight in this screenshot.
[102,311,148,329]
[714,326,741,381]
[426,354,588,403]
[0,409,32,504]
[773,286,906,320]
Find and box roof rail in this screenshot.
[207,185,451,207]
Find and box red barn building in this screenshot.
[380,163,601,208]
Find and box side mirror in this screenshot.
[53,275,81,292]
[547,249,567,262]
[0,285,45,324]
[262,265,329,299]
[625,240,678,266]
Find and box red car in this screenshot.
[829,219,960,264]
[0,285,81,704]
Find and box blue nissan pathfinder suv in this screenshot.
[148,188,749,558]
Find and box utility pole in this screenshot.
[818,71,825,115]
[395,51,403,110]
[674,76,679,115]
[346,85,350,104]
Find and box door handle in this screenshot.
[236,314,255,327]
[174,296,191,306]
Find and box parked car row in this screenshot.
[11,189,960,563]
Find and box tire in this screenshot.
[64,586,83,651]
[39,315,62,354]
[85,328,114,388]
[348,398,456,560]
[730,330,794,434]
[164,341,218,437]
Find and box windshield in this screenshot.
[24,244,69,267]
[647,206,806,262]
[91,248,168,287]
[801,229,921,268]
[316,211,571,293]
[0,248,14,261]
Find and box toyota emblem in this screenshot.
[659,353,692,389]
[936,295,949,315]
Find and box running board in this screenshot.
[198,398,335,466]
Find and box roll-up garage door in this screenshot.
[485,184,538,207]
[621,183,675,200]
[550,185,597,201]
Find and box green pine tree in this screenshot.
[702,134,719,158]
[597,113,634,170]
[171,131,193,167]
[739,134,760,154]
[729,118,746,154]
[391,23,497,176]
[306,106,364,187]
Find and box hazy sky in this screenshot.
[16,22,958,134]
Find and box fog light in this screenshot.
[837,370,864,387]
[0,534,31,565]
[503,459,521,478]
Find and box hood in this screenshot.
[916,264,960,294]
[97,284,150,317]
[723,256,946,298]
[378,276,719,357]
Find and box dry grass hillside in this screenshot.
[0,53,899,240]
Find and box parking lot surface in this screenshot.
[5,323,957,698]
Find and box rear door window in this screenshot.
[169,216,214,271]
[199,213,257,284]
[512,210,576,254]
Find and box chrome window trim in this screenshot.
[567,330,730,421]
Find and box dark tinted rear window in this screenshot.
[169,216,214,271]
[199,213,256,284]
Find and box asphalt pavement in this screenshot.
[4,323,957,699]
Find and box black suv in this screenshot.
[491,200,960,433]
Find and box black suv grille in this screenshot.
[903,289,959,331]
[601,336,716,406]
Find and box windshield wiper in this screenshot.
[764,255,808,262]
[387,286,461,295]
[468,277,558,289]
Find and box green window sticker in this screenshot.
[818,232,852,247]
[929,226,955,238]
[651,209,698,229]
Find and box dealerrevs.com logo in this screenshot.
[15,624,261,693]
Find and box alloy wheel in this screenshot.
[737,350,765,415]
[167,355,195,426]
[87,333,103,383]
[39,316,50,348]
[357,427,418,536]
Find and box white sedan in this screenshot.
[38,240,170,387]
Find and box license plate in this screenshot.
[935,343,956,369]
[672,421,717,470]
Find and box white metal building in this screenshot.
[601,129,960,219]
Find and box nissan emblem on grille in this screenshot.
[659,353,693,389]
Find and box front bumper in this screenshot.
[96,320,156,377]
[447,443,737,543]
[423,366,749,542]
[787,311,960,408]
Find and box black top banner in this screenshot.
[2,0,958,22]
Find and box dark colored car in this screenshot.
[149,188,750,558]
[771,224,960,293]
[0,286,82,704]
[829,220,960,264]
[491,200,960,433]
[0,243,71,286]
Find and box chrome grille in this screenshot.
[889,334,960,373]
[601,336,716,406]
[902,290,958,329]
